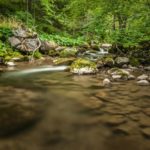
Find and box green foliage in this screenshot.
[0,27,13,41]
[0,0,150,55]
[0,40,23,62]
[34,50,42,59]
[40,33,84,46]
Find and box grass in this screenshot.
[0,15,22,29]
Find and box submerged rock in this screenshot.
[70,58,97,75]
[0,87,46,136]
[141,128,150,138]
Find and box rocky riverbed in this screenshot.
[0,68,149,150]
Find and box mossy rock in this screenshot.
[34,50,43,59]
[70,58,97,75]
[48,50,59,57]
[103,57,115,67]
[59,48,78,58]
[53,57,76,65]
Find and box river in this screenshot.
[0,66,150,150]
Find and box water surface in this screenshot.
[0,68,150,150]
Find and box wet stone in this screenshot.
[138,115,150,127]
[143,108,150,116]
[141,128,150,138]
[113,121,139,135]
[99,114,127,126]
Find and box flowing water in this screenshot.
[0,66,150,150]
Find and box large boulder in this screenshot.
[70,58,97,75]
[40,41,58,53]
[17,38,40,52]
[59,47,78,57]
[8,36,21,47]
[13,28,37,38]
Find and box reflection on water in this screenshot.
[0,71,150,150]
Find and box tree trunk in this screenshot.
[113,14,116,30]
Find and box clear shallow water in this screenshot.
[0,68,150,150]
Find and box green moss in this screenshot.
[53,57,76,65]
[59,48,78,57]
[48,50,59,57]
[34,50,42,59]
[129,57,140,66]
[71,58,97,70]
[102,56,114,67]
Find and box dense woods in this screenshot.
[0,0,150,64]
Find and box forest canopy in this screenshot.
[0,0,150,49]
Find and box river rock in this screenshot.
[8,36,21,47]
[128,74,136,80]
[141,128,150,138]
[100,114,127,126]
[103,57,115,67]
[139,115,150,127]
[115,57,129,66]
[112,75,122,81]
[137,80,149,86]
[102,78,111,87]
[137,74,149,80]
[55,46,65,51]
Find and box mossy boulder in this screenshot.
[103,57,115,67]
[70,58,97,75]
[53,57,76,65]
[59,48,78,57]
